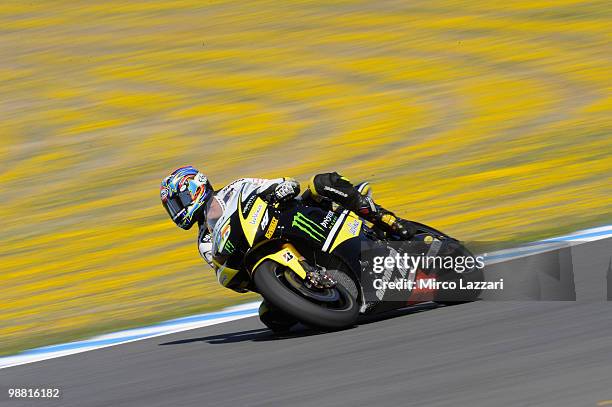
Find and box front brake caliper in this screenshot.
[303,263,337,289]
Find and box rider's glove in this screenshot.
[269,178,300,203]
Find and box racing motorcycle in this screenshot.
[208,189,483,331]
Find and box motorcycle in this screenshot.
[208,188,483,331]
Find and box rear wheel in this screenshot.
[254,260,359,330]
[434,241,485,304]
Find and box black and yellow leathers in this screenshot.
[307,172,415,240]
[197,177,300,288]
[198,173,412,285]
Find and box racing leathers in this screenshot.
[197,173,413,333]
[198,173,413,272]
[197,177,300,271]
[307,172,415,240]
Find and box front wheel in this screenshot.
[253,260,359,330]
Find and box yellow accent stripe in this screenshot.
[307,175,320,198]
[358,183,371,196]
[330,212,362,252]
[212,258,240,287]
[238,196,268,246]
[252,244,306,279]
[265,217,278,239]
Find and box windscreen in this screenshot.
[205,197,224,233]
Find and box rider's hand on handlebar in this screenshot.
[266,178,300,204]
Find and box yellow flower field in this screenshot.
[1,0,610,355]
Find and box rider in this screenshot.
[160,166,415,331]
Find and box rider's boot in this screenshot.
[259,300,298,334]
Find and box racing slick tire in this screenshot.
[254,260,359,330]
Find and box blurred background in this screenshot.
[1,0,610,355]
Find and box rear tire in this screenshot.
[424,238,483,304]
[254,260,359,330]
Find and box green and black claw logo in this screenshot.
[224,240,235,254]
[292,212,326,242]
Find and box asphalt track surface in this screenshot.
[3,238,611,407]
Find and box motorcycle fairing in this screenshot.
[321,209,363,253]
[252,243,307,279]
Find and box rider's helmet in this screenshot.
[160,166,214,230]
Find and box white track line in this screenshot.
[2,225,611,370]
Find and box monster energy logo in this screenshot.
[224,240,235,254]
[292,212,326,242]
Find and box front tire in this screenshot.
[254,260,359,330]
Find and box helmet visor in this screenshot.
[167,178,204,218]
[165,195,186,221]
[178,189,193,207]
[205,197,223,233]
